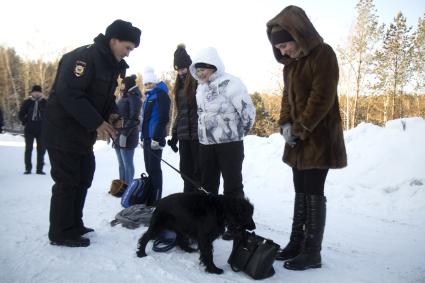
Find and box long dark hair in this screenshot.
[174,71,198,104]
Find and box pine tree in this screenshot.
[373,12,413,122]
[412,14,425,93]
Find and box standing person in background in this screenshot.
[167,44,200,193]
[43,19,141,247]
[114,75,142,186]
[140,66,171,204]
[19,85,47,175]
[267,5,347,270]
[189,47,256,240]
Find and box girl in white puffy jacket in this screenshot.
[189,47,255,239]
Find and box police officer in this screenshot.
[19,85,47,174]
[43,19,141,247]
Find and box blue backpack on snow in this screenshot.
[121,173,157,208]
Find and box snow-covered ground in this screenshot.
[0,117,424,283]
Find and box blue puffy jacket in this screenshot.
[140,81,171,146]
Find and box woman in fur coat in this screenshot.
[267,5,347,271]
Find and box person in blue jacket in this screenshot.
[114,75,142,185]
[140,66,171,204]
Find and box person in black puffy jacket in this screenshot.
[168,44,200,193]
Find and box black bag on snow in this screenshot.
[121,173,158,208]
[228,231,280,280]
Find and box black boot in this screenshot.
[284,195,326,270]
[276,193,306,261]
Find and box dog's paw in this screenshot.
[136,250,147,258]
[206,266,224,274]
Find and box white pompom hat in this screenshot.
[143,66,158,84]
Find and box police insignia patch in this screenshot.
[74,60,87,77]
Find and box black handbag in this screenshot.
[228,231,280,280]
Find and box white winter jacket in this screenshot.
[190,47,256,145]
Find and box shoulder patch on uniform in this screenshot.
[74,60,87,77]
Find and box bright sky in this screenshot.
[1,0,424,93]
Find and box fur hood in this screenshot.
[266,5,323,65]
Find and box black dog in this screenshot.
[136,192,255,274]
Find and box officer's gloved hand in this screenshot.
[280,123,297,147]
[167,134,178,153]
[109,113,123,129]
[119,135,127,147]
[151,140,163,151]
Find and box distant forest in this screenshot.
[1,0,424,136]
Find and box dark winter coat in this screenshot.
[171,74,198,140]
[115,86,142,149]
[141,81,171,147]
[267,5,347,169]
[19,97,47,135]
[43,34,128,153]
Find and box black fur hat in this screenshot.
[174,44,192,70]
[30,85,42,93]
[105,20,141,47]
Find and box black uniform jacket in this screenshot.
[43,34,128,153]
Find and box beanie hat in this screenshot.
[194,62,217,71]
[173,44,192,70]
[30,85,42,93]
[105,19,141,47]
[270,26,294,45]
[122,75,137,92]
[143,66,158,84]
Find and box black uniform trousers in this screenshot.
[198,140,245,198]
[179,139,201,193]
[292,167,329,195]
[47,148,95,240]
[24,132,46,172]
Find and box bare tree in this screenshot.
[338,0,384,128]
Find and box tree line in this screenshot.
[0,0,424,136]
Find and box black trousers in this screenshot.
[292,168,329,195]
[47,148,95,239]
[143,140,163,204]
[179,139,201,193]
[24,132,46,171]
[198,141,245,198]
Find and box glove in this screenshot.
[167,134,178,153]
[109,113,123,129]
[119,135,127,147]
[151,140,163,151]
[280,123,297,147]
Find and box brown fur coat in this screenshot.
[267,6,347,169]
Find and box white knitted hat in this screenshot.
[143,66,158,84]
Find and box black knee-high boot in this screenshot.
[276,193,306,261]
[284,194,326,270]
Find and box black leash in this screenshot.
[143,142,209,195]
